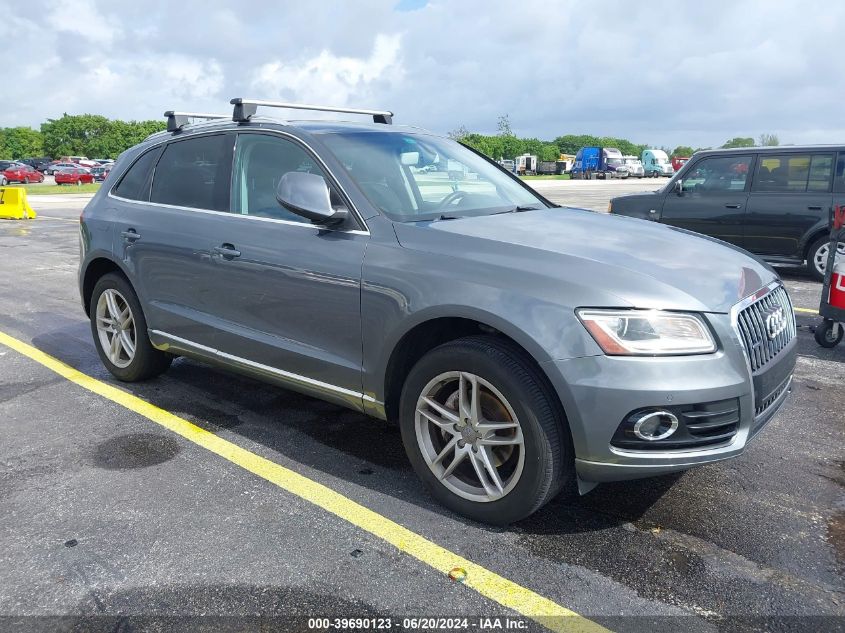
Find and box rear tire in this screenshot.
[807,235,844,282]
[90,273,172,381]
[398,335,572,524]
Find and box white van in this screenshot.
[641,149,674,177]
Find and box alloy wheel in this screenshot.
[415,371,525,502]
[95,289,136,368]
[813,241,845,277]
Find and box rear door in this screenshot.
[744,152,834,258]
[113,133,234,348]
[200,131,368,402]
[659,154,753,247]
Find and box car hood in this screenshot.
[393,207,777,313]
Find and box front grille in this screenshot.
[735,285,796,373]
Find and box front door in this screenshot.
[203,131,368,403]
[659,154,754,248]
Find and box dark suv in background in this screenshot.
[609,146,845,280]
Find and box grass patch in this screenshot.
[520,174,570,180]
[21,183,101,195]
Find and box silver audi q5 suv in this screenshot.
[78,99,796,524]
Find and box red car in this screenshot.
[671,156,689,172]
[0,161,45,185]
[54,167,94,186]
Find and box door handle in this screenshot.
[213,244,241,259]
[724,204,743,209]
[120,229,141,242]
[807,206,823,211]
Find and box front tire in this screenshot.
[398,336,572,524]
[90,273,172,381]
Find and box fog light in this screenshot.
[633,411,679,441]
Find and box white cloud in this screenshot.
[250,34,403,108]
[1,0,843,149]
[47,4,122,46]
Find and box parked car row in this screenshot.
[0,157,112,186]
[8,156,115,175]
[609,145,845,281]
[0,160,45,185]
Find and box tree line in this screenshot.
[451,116,780,161]
[0,112,781,163]
[0,114,166,160]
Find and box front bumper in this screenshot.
[543,313,795,483]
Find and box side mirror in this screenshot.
[674,179,684,195]
[276,171,348,225]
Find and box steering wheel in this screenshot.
[437,190,469,209]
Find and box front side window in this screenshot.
[113,146,163,201]
[150,134,233,211]
[682,156,752,193]
[231,133,341,222]
[319,131,546,221]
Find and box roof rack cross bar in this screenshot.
[164,111,229,133]
[230,98,393,125]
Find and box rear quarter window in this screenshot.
[113,147,164,201]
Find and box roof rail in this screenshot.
[230,98,393,125]
[164,111,229,133]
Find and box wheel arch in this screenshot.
[380,308,560,425]
[802,224,833,260]
[81,256,132,316]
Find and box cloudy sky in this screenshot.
[2,0,842,148]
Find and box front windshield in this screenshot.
[607,158,622,166]
[319,131,547,221]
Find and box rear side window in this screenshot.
[752,154,833,193]
[151,134,233,211]
[113,147,163,201]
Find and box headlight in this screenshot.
[576,309,716,355]
[607,201,613,213]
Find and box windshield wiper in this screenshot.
[492,205,543,215]
[433,205,542,221]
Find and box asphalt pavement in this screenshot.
[0,191,842,633]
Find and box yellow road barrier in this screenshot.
[0,186,37,219]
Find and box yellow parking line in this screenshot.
[0,329,609,633]
[794,307,819,314]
